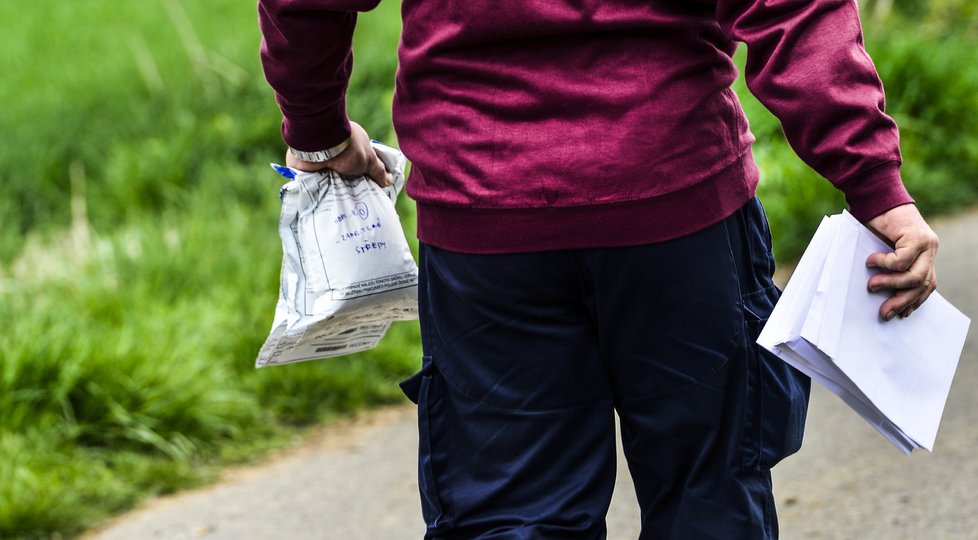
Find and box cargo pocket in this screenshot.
[399,359,453,530]
[740,285,812,471]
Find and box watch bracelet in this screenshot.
[289,137,352,162]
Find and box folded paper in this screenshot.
[757,211,970,453]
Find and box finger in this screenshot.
[867,247,935,292]
[868,265,932,292]
[878,270,936,320]
[366,153,390,187]
[867,229,938,270]
[318,149,358,176]
[879,287,925,321]
[883,285,934,320]
[899,295,927,319]
[903,279,937,317]
[866,249,912,272]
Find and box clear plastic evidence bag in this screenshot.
[256,142,418,367]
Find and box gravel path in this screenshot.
[87,209,978,540]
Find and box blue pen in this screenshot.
[270,163,297,179]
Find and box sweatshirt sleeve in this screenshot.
[716,0,913,221]
[258,0,381,152]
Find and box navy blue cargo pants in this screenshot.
[399,198,811,539]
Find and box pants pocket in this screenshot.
[401,359,453,532]
[741,285,812,471]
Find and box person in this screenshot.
[258,0,939,537]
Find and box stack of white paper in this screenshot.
[758,211,970,453]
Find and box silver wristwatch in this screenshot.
[288,137,352,162]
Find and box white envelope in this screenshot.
[758,211,970,453]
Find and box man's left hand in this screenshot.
[865,203,939,321]
[285,121,392,187]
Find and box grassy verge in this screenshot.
[0,1,415,538]
[1,1,976,538]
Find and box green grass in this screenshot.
[1,1,977,538]
[0,1,415,538]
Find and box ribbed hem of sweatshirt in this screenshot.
[837,161,914,223]
[415,156,757,254]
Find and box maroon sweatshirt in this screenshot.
[259,0,913,253]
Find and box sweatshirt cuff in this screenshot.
[836,162,914,223]
[280,107,352,153]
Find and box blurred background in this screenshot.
[0,0,976,538]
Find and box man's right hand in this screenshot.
[286,121,392,187]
